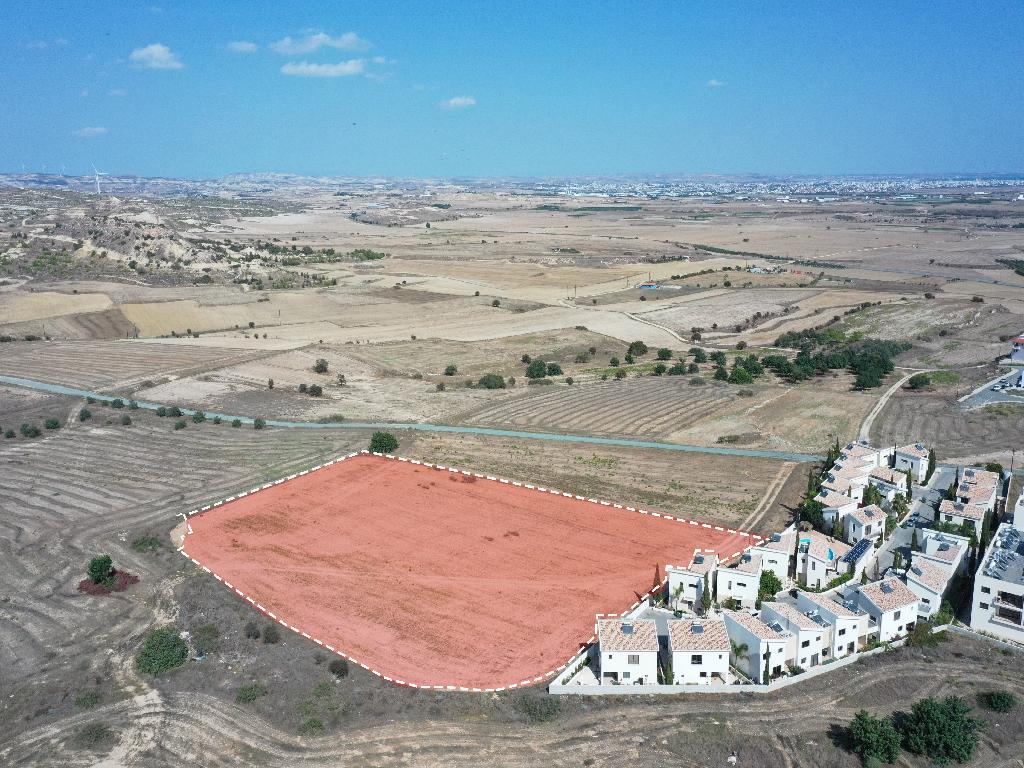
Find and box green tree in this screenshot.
[758,570,783,602]
[609,356,620,367]
[526,359,548,379]
[714,365,729,381]
[444,364,458,376]
[926,449,936,482]
[627,340,648,357]
[906,372,931,389]
[308,384,323,397]
[253,417,266,430]
[653,363,667,375]
[656,348,672,360]
[87,555,113,585]
[978,691,1017,713]
[728,366,754,385]
[135,627,188,675]
[904,469,913,501]
[700,572,712,615]
[477,373,506,389]
[44,418,60,430]
[898,696,983,765]
[546,362,563,376]
[730,640,749,669]
[313,358,329,374]
[370,431,398,453]
[832,512,844,540]
[863,484,884,507]
[911,527,919,552]
[848,710,901,764]
[79,408,92,422]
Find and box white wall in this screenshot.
[717,568,759,607]
[672,649,729,685]
[600,649,658,685]
[894,452,927,483]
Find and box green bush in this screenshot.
[254,417,266,430]
[656,348,672,360]
[192,623,220,655]
[370,431,398,453]
[444,364,458,376]
[128,400,139,410]
[135,627,188,675]
[74,691,101,710]
[168,407,182,417]
[313,358,329,374]
[300,717,325,735]
[236,683,268,703]
[526,359,548,378]
[74,722,115,750]
[899,696,982,765]
[120,414,132,426]
[329,658,349,679]
[652,363,666,375]
[848,710,901,764]
[262,623,281,644]
[728,366,754,384]
[79,408,93,422]
[689,376,705,386]
[156,406,168,417]
[20,423,41,437]
[110,398,124,409]
[232,419,242,428]
[515,694,560,723]
[477,373,506,389]
[308,384,323,397]
[979,690,1017,712]
[88,555,113,585]
[192,411,206,423]
[174,419,187,430]
[609,356,620,367]
[546,362,563,376]
[44,418,60,430]
[131,535,160,553]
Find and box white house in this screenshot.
[822,464,870,503]
[894,443,929,484]
[717,552,762,608]
[796,529,853,589]
[750,530,795,583]
[667,619,730,685]
[904,559,955,620]
[918,531,969,574]
[597,619,659,685]
[761,602,826,670]
[938,499,986,534]
[868,467,908,502]
[796,590,869,659]
[957,467,999,512]
[971,523,1024,644]
[1011,334,1024,364]
[723,610,788,684]
[845,504,886,545]
[855,578,919,642]
[814,488,859,527]
[666,552,718,612]
[839,441,893,470]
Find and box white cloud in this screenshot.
[271,31,370,55]
[73,126,108,138]
[129,43,183,70]
[280,59,365,78]
[707,78,725,88]
[227,40,258,54]
[108,88,128,97]
[440,95,476,110]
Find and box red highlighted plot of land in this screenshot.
[183,454,754,690]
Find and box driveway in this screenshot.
[874,466,956,574]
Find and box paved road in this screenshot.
[0,374,824,463]
[876,466,957,574]
[958,368,1024,410]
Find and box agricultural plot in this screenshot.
[462,377,740,438]
[0,340,270,389]
[637,288,820,334]
[183,454,753,690]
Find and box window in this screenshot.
[622,671,631,679]
[699,671,707,678]
[607,654,613,660]
[691,654,703,665]
[627,654,640,665]
[736,581,746,588]
[980,602,989,610]
[838,628,846,636]
[801,639,810,648]
[894,610,901,620]
[981,586,991,594]
[921,598,930,605]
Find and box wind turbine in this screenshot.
[92,164,108,195]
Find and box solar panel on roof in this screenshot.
[842,538,872,563]
[691,624,704,634]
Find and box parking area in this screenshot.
[959,368,1024,410]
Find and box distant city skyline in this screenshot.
[1,1,1022,179]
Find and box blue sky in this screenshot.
[2,1,1023,178]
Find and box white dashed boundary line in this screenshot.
[180,450,762,692]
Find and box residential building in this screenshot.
[957,467,999,512]
[938,499,986,534]
[823,464,870,502]
[918,531,969,574]
[795,591,869,659]
[796,530,853,589]
[904,559,955,620]
[723,610,788,684]
[597,619,659,685]
[717,552,762,608]
[814,488,859,526]
[970,523,1024,644]
[855,578,919,642]
[839,441,893,470]
[750,529,795,582]
[894,443,929,484]
[1011,334,1024,363]
[666,552,718,612]
[845,504,886,545]
[667,619,730,685]
[868,467,908,502]
[761,602,826,669]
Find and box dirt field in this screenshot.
[184,453,752,691]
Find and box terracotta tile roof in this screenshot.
[849,504,886,527]
[957,484,995,505]
[668,619,730,652]
[923,535,962,563]
[897,443,928,459]
[869,467,906,486]
[815,488,857,509]
[800,529,852,563]
[801,590,863,619]
[755,530,795,555]
[734,552,762,575]
[842,443,881,461]
[761,601,824,632]
[961,468,998,488]
[829,466,871,483]
[940,498,986,521]
[682,552,718,575]
[724,610,785,641]
[598,619,659,652]
[906,560,953,594]
[859,578,918,613]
